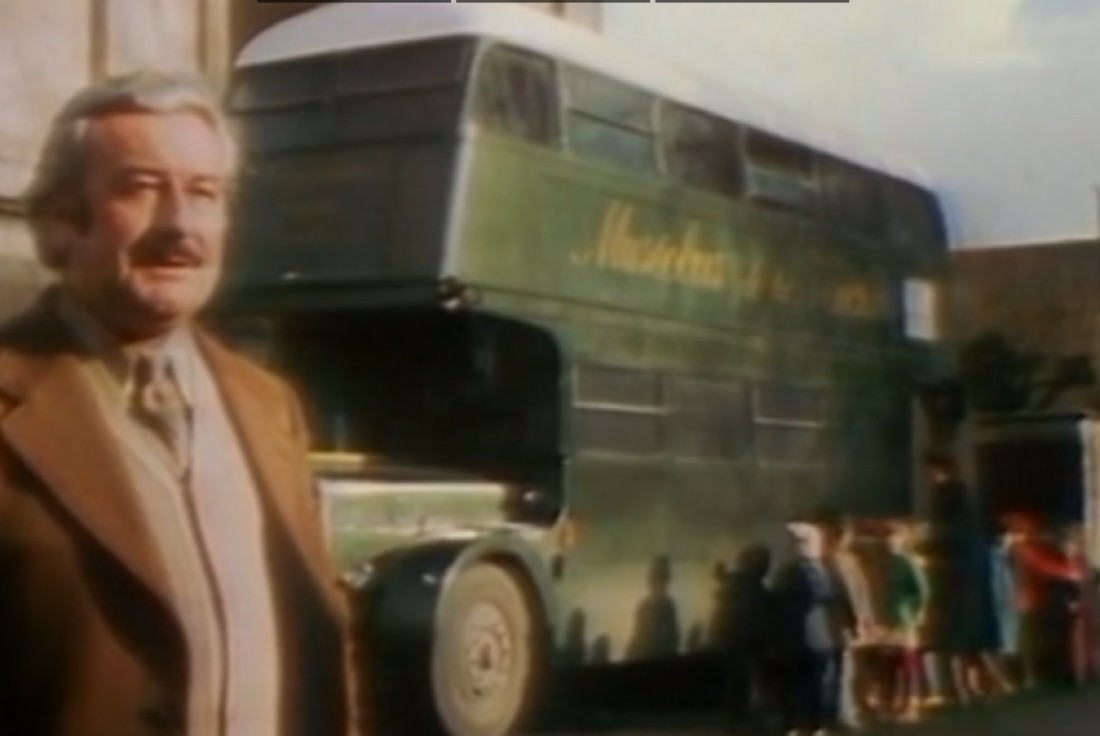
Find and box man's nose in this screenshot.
[154,184,199,232]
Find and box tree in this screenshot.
[958,331,1096,413]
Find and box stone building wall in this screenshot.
[952,240,1100,412]
[0,0,229,261]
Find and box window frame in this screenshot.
[742,127,819,212]
[468,42,562,148]
[658,100,744,198]
[562,64,660,175]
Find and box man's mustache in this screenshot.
[129,232,205,267]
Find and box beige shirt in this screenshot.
[59,294,281,736]
[835,548,877,629]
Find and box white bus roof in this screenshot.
[238,2,926,184]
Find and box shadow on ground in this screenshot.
[530,653,724,734]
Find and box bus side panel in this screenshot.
[661,460,764,651]
[556,456,672,664]
[454,136,899,342]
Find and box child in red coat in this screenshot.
[1012,519,1081,688]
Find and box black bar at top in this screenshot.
[647,1,849,4]
[256,1,455,4]
[255,1,851,4]
[455,1,852,3]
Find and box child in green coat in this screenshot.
[881,521,929,722]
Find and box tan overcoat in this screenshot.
[0,291,359,736]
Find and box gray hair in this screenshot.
[23,69,238,270]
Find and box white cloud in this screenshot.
[912,0,1042,72]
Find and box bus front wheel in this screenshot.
[431,562,544,736]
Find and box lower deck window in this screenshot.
[574,407,663,455]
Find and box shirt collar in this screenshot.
[56,289,196,406]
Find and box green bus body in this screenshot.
[223,22,949,670]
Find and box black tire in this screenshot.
[431,563,544,736]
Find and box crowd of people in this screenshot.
[717,459,1100,736]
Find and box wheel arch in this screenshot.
[354,534,561,654]
[354,535,560,735]
[437,537,561,646]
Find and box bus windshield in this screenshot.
[229,37,474,153]
[238,309,564,508]
[223,38,476,293]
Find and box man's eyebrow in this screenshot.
[111,165,227,183]
[111,165,165,180]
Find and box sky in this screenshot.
[601,0,1100,249]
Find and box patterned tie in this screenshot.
[131,351,191,474]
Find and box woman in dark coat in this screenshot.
[924,457,997,704]
[718,544,775,735]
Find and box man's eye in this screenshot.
[119,178,160,195]
[190,183,224,202]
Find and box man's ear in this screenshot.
[40,217,79,271]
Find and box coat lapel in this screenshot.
[196,333,344,619]
[0,351,175,612]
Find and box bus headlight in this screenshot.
[341,562,376,590]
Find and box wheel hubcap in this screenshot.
[461,602,514,702]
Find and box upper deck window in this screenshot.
[660,103,742,197]
[565,66,657,175]
[471,45,560,146]
[744,129,817,212]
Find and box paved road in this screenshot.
[871,688,1100,736]
[532,685,1100,736]
[373,664,1099,735]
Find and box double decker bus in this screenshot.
[222,4,951,735]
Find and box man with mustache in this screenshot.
[0,71,360,735]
